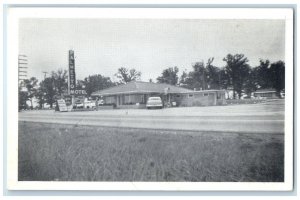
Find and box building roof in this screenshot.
[253,89,276,93]
[91,81,193,96]
[182,89,226,93]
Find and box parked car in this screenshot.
[84,100,96,109]
[74,102,84,109]
[146,97,163,109]
[97,99,104,105]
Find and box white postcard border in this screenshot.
[6,7,294,191]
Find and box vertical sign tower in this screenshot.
[68,50,76,95]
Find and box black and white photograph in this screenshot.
[6,7,294,191]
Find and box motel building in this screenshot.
[91,81,226,109]
[253,89,280,99]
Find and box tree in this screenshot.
[40,77,56,108]
[18,85,28,111]
[179,58,221,90]
[157,66,179,85]
[83,74,115,96]
[269,61,285,97]
[51,69,68,96]
[23,77,38,109]
[115,67,141,84]
[76,80,86,90]
[255,59,272,89]
[179,70,188,87]
[223,54,251,99]
[244,68,258,97]
[180,62,207,90]
[35,86,46,109]
[219,67,230,90]
[205,58,221,89]
[34,69,68,109]
[192,62,207,90]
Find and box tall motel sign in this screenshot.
[57,50,87,111]
[68,50,87,96]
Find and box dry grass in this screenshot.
[18,121,284,182]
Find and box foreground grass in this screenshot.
[18,121,284,182]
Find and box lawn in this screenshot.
[18,121,284,182]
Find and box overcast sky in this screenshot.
[19,18,285,82]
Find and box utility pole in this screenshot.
[42,71,48,79]
[18,55,28,85]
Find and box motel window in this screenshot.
[261,93,272,97]
[204,93,209,96]
[105,96,115,104]
[124,94,144,104]
[124,95,130,104]
[194,93,202,98]
[176,94,181,98]
[188,94,193,98]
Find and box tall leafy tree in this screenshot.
[269,61,285,97]
[83,74,115,96]
[51,69,68,96]
[23,77,38,109]
[255,59,272,89]
[180,62,208,90]
[243,68,258,97]
[205,58,221,89]
[76,80,86,90]
[115,67,141,84]
[157,66,179,85]
[218,67,230,90]
[180,59,221,90]
[34,69,68,108]
[35,86,46,109]
[18,84,28,111]
[192,62,207,90]
[223,54,251,99]
[39,77,56,108]
[179,70,188,87]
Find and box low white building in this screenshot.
[253,89,279,99]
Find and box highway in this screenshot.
[19,100,285,134]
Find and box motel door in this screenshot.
[208,94,215,106]
[117,96,121,106]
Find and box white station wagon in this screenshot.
[146,97,163,109]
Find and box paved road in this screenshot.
[19,100,285,133]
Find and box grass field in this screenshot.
[18,121,284,182]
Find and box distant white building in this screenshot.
[253,89,279,99]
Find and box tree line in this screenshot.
[18,67,141,109]
[19,53,285,110]
[157,54,284,99]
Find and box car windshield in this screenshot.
[149,97,161,101]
